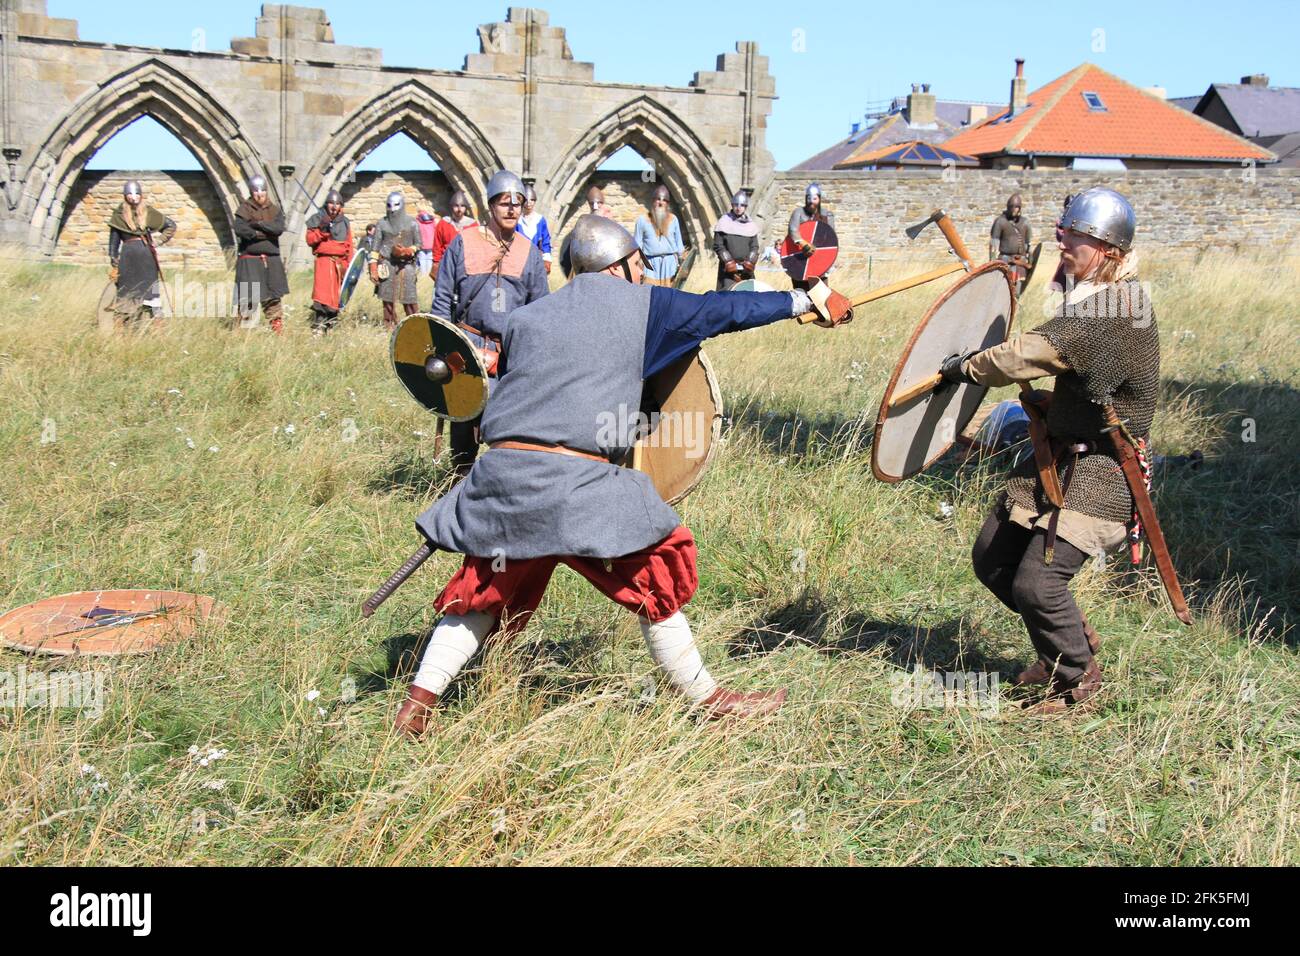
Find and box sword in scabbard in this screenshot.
[361,542,434,618]
[141,229,175,318]
[1019,387,1065,507]
[1101,405,1193,626]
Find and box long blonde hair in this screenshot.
[1091,246,1132,284]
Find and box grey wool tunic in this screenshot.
[416,273,804,559]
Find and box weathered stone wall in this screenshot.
[552,172,696,255]
[340,171,455,232]
[752,168,1300,267]
[51,170,466,268]
[54,170,233,269]
[1,3,775,267]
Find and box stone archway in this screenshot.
[298,79,505,221]
[22,59,268,255]
[540,95,733,253]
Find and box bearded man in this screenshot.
[431,170,549,476]
[233,175,290,333]
[712,190,759,291]
[106,179,176,330]
[304,189,353,335]
[634,185,685,287]
[371,190,421,330]
[391,215,854,736]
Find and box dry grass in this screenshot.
[0,247,1295,865]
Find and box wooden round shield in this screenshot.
[872,263,1015,482]
[0,589,224,656]
[671,247,699,290]
[391,313,489,422]
[338,248,369,311]
[779,219,838,282]
[629,349,723,504]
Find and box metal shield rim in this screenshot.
[0,588,226,656]
[662,348,723,505]
[338,248,368,310]
[871,262,1016,483]
[672,247,698,290]
[389,313,489,423]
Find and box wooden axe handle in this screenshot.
[795,261,965,325]
[887,373,945,408]
[933,211,974,269]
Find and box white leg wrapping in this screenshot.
[411,611,495,695]
[639,611,719,703]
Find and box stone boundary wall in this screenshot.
[54,171,233,270]
[750,168,1300,267]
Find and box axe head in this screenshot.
[905,210,942,241]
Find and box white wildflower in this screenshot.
[305,689,321,702]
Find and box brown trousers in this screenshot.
[383,300,419,329]
[971,504,1093,682]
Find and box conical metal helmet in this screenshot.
[249,175,267,194]
[486,169,526,203]
[805,182,822,204]
[731,190,749,208]
[386,191,405,214]
[652,184,670,203]
[122,180,143,198]
[325,189,343,206]
[449,190,469,210]
[560,213,639,278]
[1059,186,1135,251]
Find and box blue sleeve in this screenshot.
[539,219,552,254]
[643,286,795,378]
[525,247,549,301]
[431,237,460,317]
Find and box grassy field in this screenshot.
[0,248,1295,865]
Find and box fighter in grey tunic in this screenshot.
[391,214,854,735]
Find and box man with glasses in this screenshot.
[431,170,549,476]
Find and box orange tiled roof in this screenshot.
[943,63,1275,163]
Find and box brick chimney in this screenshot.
[1009,58,1027,115]
[1240,73,1269,87]
[907,83,937,127]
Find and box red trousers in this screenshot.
[433,526,698,638]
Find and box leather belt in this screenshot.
[489,440,607,463]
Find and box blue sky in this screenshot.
[68,0,1299,172]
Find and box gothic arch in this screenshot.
[22,59,268,255]
[539,96,733,251]
[297,79,505,222]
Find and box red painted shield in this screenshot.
[779,219,838,282]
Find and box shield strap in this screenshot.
[1019,391,1065,507]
